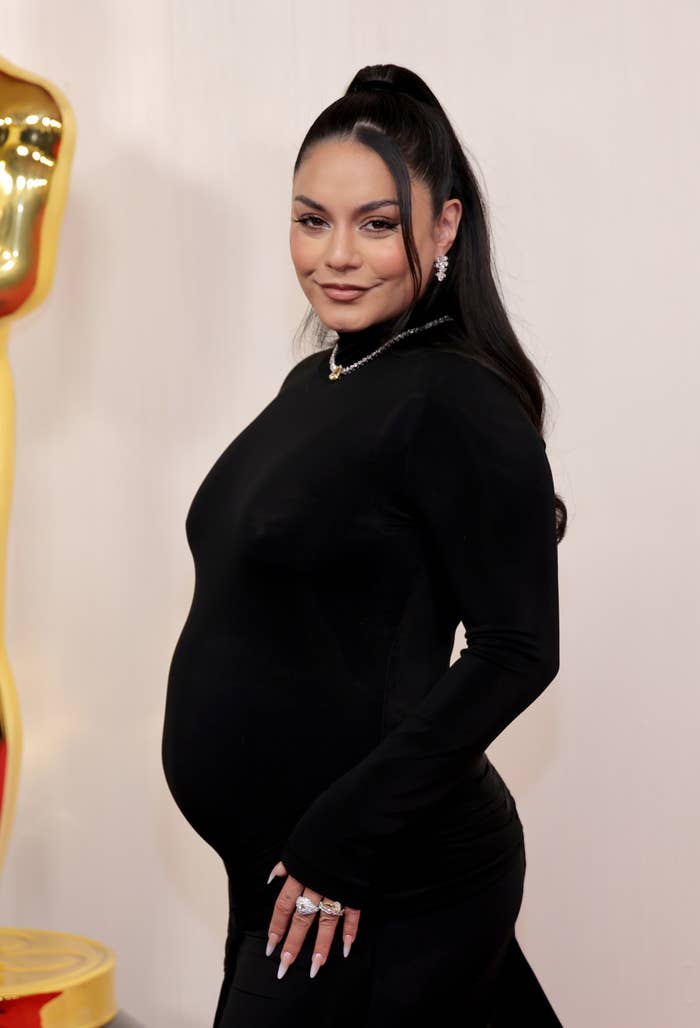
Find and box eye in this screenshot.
[294,215,326,229]
[293,215,398,233]
[364,218,399,232]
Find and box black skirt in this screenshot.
[211,842,563,1027]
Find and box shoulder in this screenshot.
[398,351,554,517]
[401,348,547,467]
[418,348,516,399]
[277,349,326,394]
[412,349,535,429]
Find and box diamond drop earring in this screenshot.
[434,254,449,281]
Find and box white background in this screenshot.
[0,1,698,1025]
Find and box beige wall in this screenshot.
[1,2,698,1025]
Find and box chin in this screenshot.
[329,312,371,330]
[315,302,365,325]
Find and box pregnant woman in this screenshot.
[162,62,566,1027]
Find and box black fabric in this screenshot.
[161,310,561,1022]
[211,844,561,1028]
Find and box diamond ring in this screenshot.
[319,899,344,916]
[295,895,320,916]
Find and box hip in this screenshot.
[369,757,525,913]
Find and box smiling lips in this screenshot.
[319,282,371,300]
[320,282,368,290]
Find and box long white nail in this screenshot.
[310,952,324,979]
[343,934,353,958]
[265,933,279,957]
[267,862,281,884]
[277,950,293,980]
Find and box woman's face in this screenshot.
[290,139,461,333]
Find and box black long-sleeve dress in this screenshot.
[161,310,562,1024]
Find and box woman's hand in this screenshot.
[265,861,362,979]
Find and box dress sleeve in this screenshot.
[279,357,561,908]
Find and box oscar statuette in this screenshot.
[0,53,141,1028]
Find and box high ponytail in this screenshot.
[292,63,567,543]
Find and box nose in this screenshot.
[322,224,362,270]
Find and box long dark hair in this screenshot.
[291,63,567,542]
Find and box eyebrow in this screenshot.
[293,194,400,216]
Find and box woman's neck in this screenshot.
[332,297,451,364]
[334,315,395,362]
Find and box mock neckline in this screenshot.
[334,315,395,363]
[331,301,454,366]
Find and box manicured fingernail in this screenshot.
[277,950,293,980]
[265,933,279,957]
[343,934,353,958]
[310,952,324,979]
[267,862,281,884]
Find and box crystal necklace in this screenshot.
[328,315,453,381]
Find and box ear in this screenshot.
[436,197,463,251]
